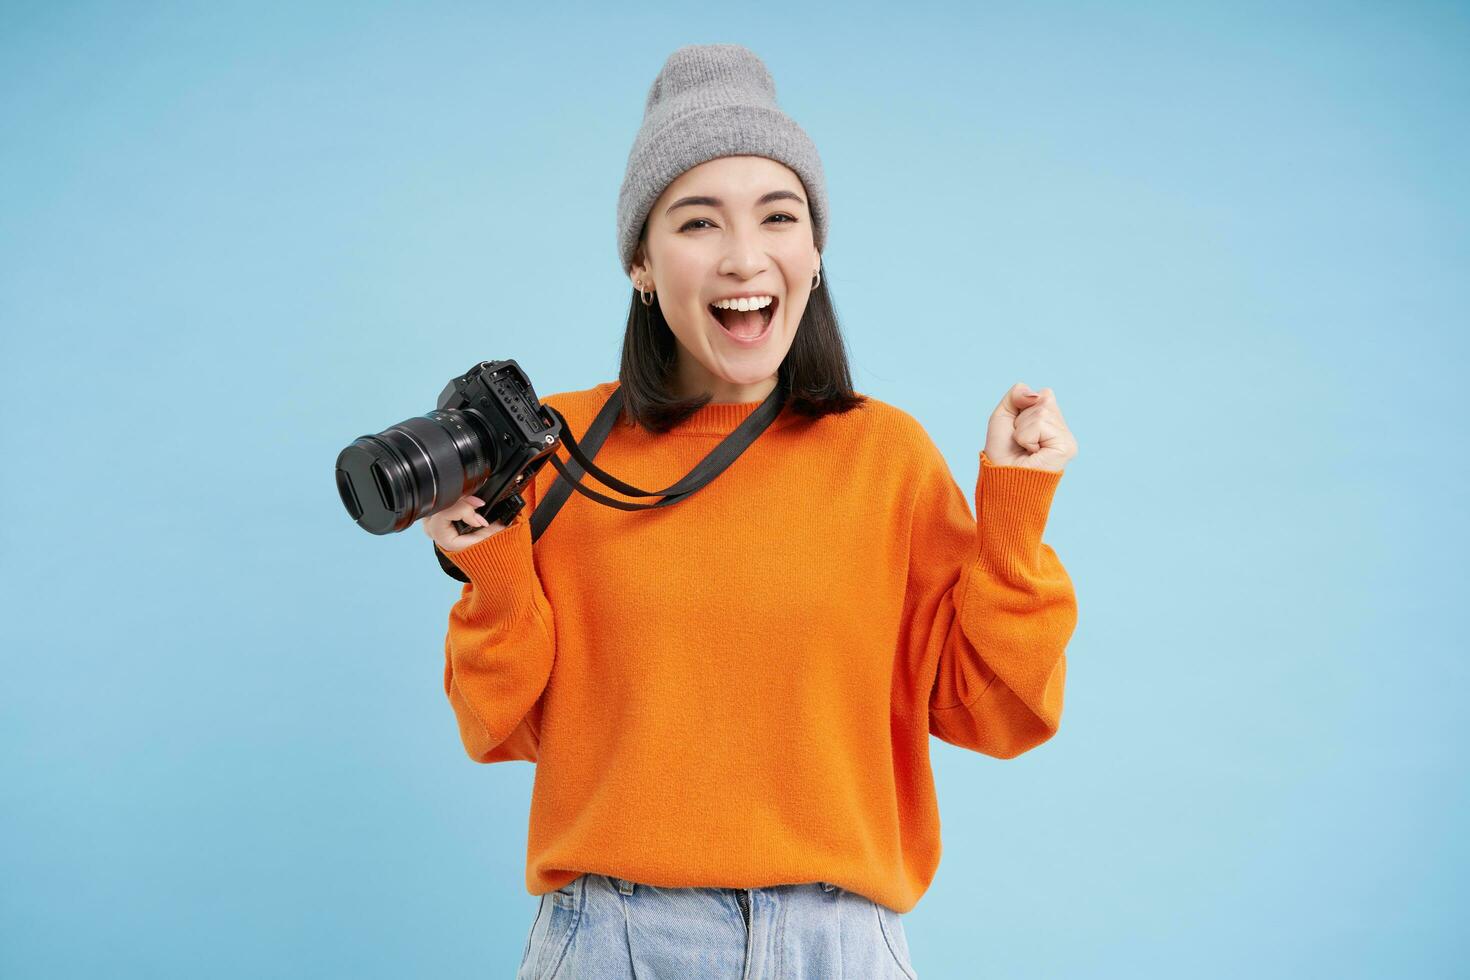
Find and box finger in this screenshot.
[1015,415,1062,453]
[1010,402,1054,442]
[456,507,489,528]
[1019,385,1066,418]
[1013,420,1040,453]
[1019,385,1043,404]
[996,381,1042,418]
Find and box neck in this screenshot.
[676,365,779,405]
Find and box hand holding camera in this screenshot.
[423,494,510,554]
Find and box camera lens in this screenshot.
[336,408,497,534]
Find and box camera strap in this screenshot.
[535,380,785,530]
[436,381,786,581]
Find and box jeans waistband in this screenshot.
[609,877,839,896]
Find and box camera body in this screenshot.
[335,359,562,535]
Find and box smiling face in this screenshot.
[629,155,821,404]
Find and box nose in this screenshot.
[717,219,770,279]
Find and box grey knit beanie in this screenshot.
[615,44,828,276]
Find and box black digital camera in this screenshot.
[335,359,562,535]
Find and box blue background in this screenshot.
[2,2,1465,977]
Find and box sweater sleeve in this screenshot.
[436,480,556,765]
[904,440,1078,759]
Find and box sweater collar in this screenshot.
[677,397,780,435]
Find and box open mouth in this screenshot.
[707,296,777,343]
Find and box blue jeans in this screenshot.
[517,874,918,979]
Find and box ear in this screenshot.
[629,246,651,288]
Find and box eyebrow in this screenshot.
[665,189,806,216]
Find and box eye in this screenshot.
[677,213,800,232]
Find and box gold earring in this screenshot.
[635,279,654,306]
[812,267,821,290]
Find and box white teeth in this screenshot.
[710,295,773,311]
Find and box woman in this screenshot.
[425,44,1078,979]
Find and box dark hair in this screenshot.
[615,262,868,434]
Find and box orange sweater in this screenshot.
[438,380,1077,914]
